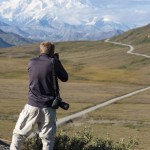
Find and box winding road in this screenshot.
[57,39,150,126]
[105,39,150,58]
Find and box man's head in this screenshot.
[40,42,55,57]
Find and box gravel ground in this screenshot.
[0,140,10,150]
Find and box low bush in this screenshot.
[22,128,138,150]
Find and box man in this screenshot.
[10,42,68,150]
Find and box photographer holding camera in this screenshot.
[10,42,68,150]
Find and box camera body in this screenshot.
[51,96,69,110]
[54,53,59,59]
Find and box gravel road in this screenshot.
[105,39,150,58]
[56,86,150,126]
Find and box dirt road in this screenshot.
[105,39,150,58]
[57,86,150,126]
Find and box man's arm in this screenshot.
[55,59,68,82]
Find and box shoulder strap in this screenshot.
[51,58,59,97]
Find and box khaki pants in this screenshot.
[10,104,56,150]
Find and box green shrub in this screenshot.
[22,128,138,150]
[22,134,42,150]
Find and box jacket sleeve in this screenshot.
[55,59,68,82]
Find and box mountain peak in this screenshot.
[102,17,111,22]
[0,0,129,41]
[0,0,91,24]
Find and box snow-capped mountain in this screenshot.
[0,0,92,25]
[0,0,130,41]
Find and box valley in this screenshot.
[0,24,150,149]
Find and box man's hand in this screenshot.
[54,53,59,59]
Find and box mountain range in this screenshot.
[0,37,13,48]
[0,0,130,42]
[0,28,36,48]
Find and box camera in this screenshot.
[54,53,59,59]
[50,52,59,59]
[51,96,69,110]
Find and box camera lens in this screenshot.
[60,101,69,110]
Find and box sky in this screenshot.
[0,0,150,27]
[89,0,150,26]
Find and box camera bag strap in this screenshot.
[51,58,59,97]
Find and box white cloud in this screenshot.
[133,9,147,14]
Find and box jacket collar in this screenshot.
[39,53,51,58]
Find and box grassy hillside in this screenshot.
[0,40,150,85]
[112,23,150,55]
[60,90,150,150]
[0,24,150,149]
